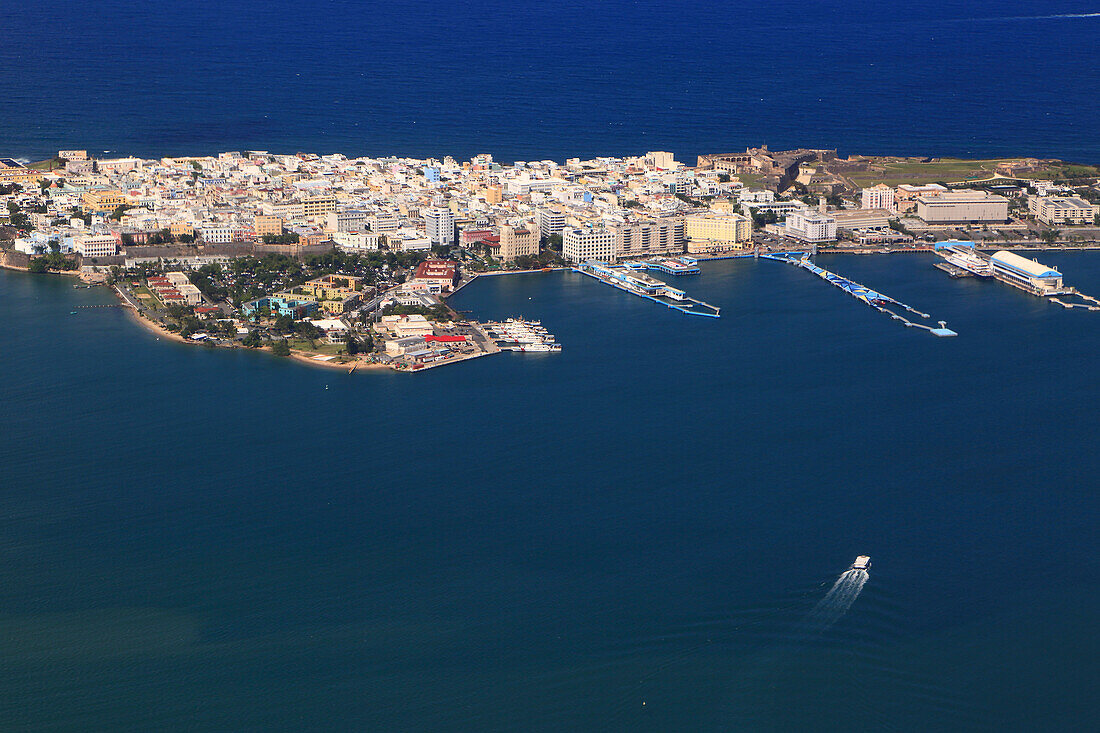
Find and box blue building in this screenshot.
[242,294,319,319]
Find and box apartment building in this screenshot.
[613,217,686,258]
[254,215,283,237]
[538,208,566,238]
[1028,195,1099,226]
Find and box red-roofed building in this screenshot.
[424,334,466,343]
[412,259,457,292]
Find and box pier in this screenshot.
[767,253,957,336]
[574,261,720,318]
[932,241,1100,309]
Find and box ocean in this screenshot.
[1,253,1098,730]
[3,0,1100,728]
[1,0,1099,164]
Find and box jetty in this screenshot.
[574,260,720,318]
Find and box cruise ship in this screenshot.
[934,240,992,277]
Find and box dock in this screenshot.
[621,257,701,276]
[574,261,720,318]
[766,253,956,337]
[933,262,975,278]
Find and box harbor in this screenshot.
[574,260,721,318]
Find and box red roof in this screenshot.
[425,334,466,343]
[414,259,457,281]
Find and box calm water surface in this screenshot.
[1,253,1097,730]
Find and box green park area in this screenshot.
[846,158,1100,188]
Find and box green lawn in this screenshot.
[287,338,344,355]
[26,158,64,171]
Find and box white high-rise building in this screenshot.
[785,210,837,242]
[424,207,455,245]
[562,226,615,262]
[538,208,566,238]
[861,184,895,212]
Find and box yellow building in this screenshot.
[684,213,752,253]
[302,194,336,218]
[484,185,503,204]
[299,274,364,314]
[81,189,128,212]
[0,159,44,184]
[254,215,284,237]
[169,222,195,238]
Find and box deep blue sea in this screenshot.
[1,0,1099,164]
[2,254,1099,730]
[2,1,1100,729]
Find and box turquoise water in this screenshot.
[1,255,1098,730]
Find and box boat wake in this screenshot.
[803,568,869,631]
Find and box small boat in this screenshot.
[851,555,871,571]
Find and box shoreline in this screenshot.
[112,284,387,372]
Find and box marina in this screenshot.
[484,318,562,352]
[574,261,721,318]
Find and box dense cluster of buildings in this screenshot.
[3,148,761,265]
[2,146,1097,271]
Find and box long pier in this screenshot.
[574,261,720,317]
[766,253,957,336]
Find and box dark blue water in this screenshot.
[2,1,1099,163]
[2,254,1098,730]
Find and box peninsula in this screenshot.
[2,147,1098,369]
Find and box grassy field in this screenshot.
[26,158,64,171]
[131,284,165,309]
[287,338,344,356]
[846,158,1100,187]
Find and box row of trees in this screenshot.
[27,253,78,272]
